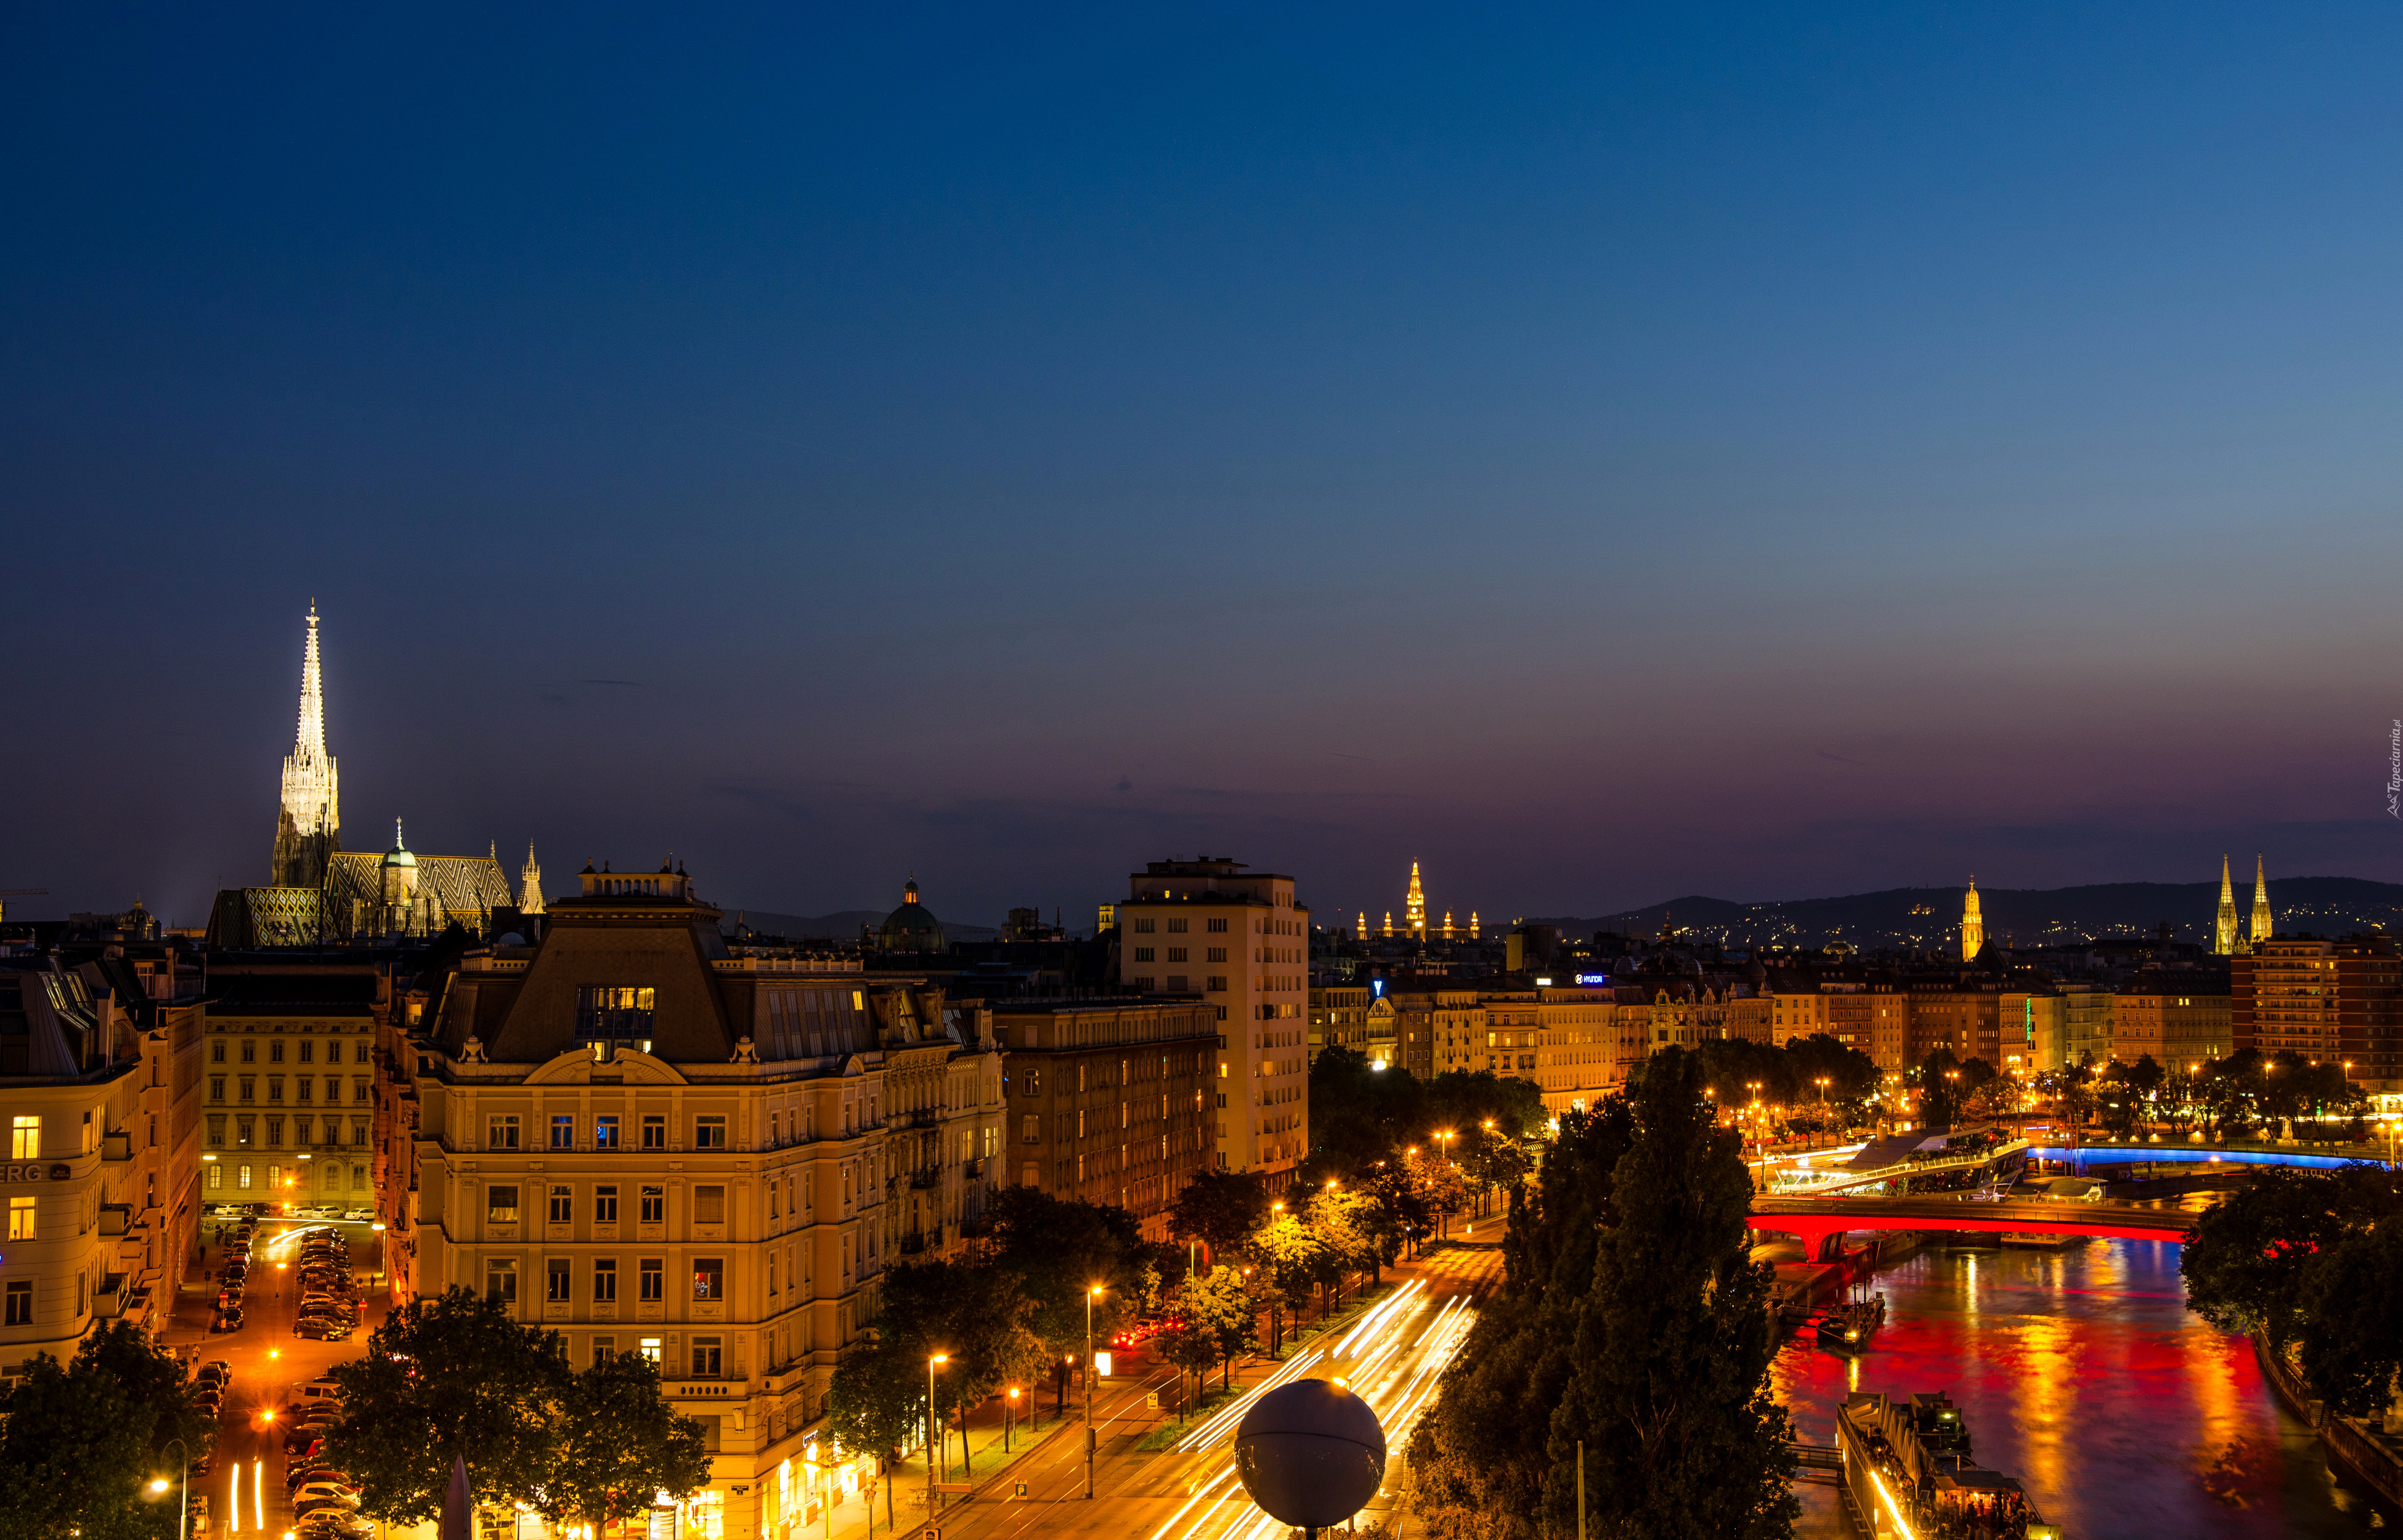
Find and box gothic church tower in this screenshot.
[270,604,341,888]
[2249,854,2272,948]
[2213,854,2240,955]
[1405,861,1428,941]
[1960,879,1983,962]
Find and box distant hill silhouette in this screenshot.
[1534,877,2403,952]
[721,907,999,944]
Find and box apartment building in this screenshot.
[0,952,203,1373]
[2234,934,2401,1091]
[1391,987,1487,1079]
[991,999,1216,1242]
[1116,858,1311,1175]
[2058,983,2112,1071]
[382,861,1000,1539]
[200,960,384,1209]
[2113,973,2233,1070]
[1307,985,1373,1064]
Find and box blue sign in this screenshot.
[1574,973,1608,986]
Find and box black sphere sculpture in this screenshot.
[1234,1378,1388,1536]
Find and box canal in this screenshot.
[1770,1205,2394,1536]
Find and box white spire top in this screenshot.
[296,602,327,757]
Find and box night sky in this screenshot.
[6,5,2402,931]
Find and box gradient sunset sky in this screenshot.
[6,4,2401,929]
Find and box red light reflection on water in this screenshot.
[1773,1239,2392,1538]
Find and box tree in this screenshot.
[1250,1208,1322,1353]
[1176,1264,1258,1389]
[878,1258,1044,1475]
[537,1352,711,1533]
[0,1350,151,1540]
[1544,1048,1795,1539]
[2184,1161,2403,1416]
[1155,1318,1221,1421]
[828,1337,926,1528]
[325,1286,574,1523]
[1410,1101,1637,1540]
[1169,1169,1269,1264]
[981,1186,1151,1372]
[78,1321,212,1470]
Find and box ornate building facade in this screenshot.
[377,862,1001,1537]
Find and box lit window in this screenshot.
[9,1116,36,1160]
[7,1196,33,1241]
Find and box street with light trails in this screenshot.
[905,1241,1501,1540]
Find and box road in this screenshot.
[172,1215,386,1536]
[922,1241,1503,1540]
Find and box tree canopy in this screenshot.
[1410,1052,1794,1540]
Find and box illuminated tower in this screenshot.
[2249,854,2272,948]
[1356,911,1368,940]
[1960,880,1983,963]
[519,843,545,916]
[1470,912,1480,940]
[1382,912,1394,938]
[2214,855,2238,956]
[1405,862,1428,941]
[1441,910,1455,940]
[270,603,341,888]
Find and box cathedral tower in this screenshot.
[1960,880,1983,963]
[270,604,341,888]
[520,844,545,916]
[2214,855,2239,955]
[2249,854,2272,948]
[1405,862,1428,941]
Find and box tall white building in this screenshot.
[1116,858,1309,1176]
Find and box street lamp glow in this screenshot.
[150,1479,169,1494]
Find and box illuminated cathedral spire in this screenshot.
[1960,879,1983,963]
[1405,862,1428,940]
[1470,911,1480,940]
[2214,855,2239,955]
[520,843,545,916]
[2248,854,2271,948]
[270,602,341,887]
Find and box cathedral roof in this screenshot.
[878,878,946,953]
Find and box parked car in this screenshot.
[196,1360,231,1385]
[210,1308,243,1334]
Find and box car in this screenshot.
[343,1208,375,1222]
[293,1483,358,1506]
[210,1310,243,1334]
[197,1360,231,1384]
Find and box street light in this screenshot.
[1005,1385,1020,1452]
[150,1437,191,1540]
[926,1353,949,1515]
[1084,1284,1107,1499]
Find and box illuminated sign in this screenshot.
[1575,974,1608,986]
[1092,1352,1113,1377]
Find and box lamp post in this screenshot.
[1815,1078,1831,1150]
[926,1353,949,1515]
[1006,1385,1020,1452]
[1084,1284,1106,1499]
[150,1438,191,1540]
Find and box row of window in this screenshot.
[206,1114,368,1148]
[1129,918,1232,934]
[1129,947,1232,963]
[204,1160,368,1192]
[207,1076,370,1104]
[209,1037,365,1064]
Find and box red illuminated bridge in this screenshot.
[1749,1195,2199,1261]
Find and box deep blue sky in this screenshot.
[6,4,2401,931]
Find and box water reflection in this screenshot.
[1773,1236,2393,1537]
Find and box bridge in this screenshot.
[1749,1195,2200,1260]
